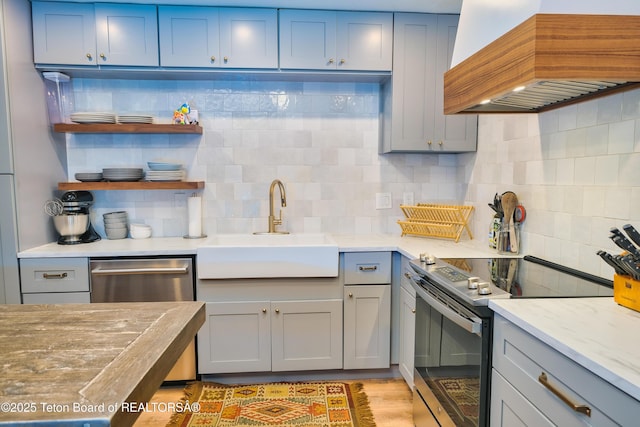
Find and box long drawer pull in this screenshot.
[91,266,189,276]
[359,265,378,272]
[538,372,591,417]
[43,272,68,279]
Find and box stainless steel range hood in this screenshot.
[444,14,640,114]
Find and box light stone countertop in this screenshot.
[489,298,640,402]
[17,233,503,260]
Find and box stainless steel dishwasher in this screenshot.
[90,256,196,381]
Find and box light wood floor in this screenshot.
[134,378,413,426]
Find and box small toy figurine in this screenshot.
[173,103,191,125]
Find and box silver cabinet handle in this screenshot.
[359,265,378,271]
[43,272,68,279]
[91,265,189,276]
[538,373,591,417]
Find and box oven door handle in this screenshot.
[91,265,189,276]
[417,286,483,336]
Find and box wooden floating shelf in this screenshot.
[53,123,203,134]
[58,181,205,191]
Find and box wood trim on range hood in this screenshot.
[444,14,640,114]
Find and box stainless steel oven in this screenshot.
[408,256,614,427]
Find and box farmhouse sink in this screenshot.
[196,233,339,279]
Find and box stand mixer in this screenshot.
[55,191,101,244]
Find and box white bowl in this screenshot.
[130,225,152,239]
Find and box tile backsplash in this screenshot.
[67,78,462,238]
[66,78,640,279]
[462,88,640,278]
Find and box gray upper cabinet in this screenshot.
[279,10,392,71]
[32,2,158,67]
[158,6,220,68]
[160,7,277,69]
[94,4,158,67]
[218,8,278,69]
[380,13,477,153]
[32,2,97,66]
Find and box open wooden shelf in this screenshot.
[58,181,205,191]
[53,123,203,134]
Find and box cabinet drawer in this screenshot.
[493,314,639,427]
[20,258,89,293]
[343,252,391,284]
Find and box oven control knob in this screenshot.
[420,253,436,265]
[477,282,492,295]
[467,277,480,289]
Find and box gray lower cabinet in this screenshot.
[198,299,342,374]
[343,284,390,369]
[342,251,392,370]
[380,13,477,153]
[32,2,158,67]
[491,314,639,426]
[398,258,416,387]
[19,257,90,303]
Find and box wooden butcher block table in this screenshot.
[0,301,205,426]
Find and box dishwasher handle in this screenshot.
[91,265,189,276]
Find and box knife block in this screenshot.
[613,274,640,312]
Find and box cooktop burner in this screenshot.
[410,255,613,307]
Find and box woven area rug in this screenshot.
[167,381,375,427]
[427,377,479,427]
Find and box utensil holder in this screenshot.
[497,221,520,254]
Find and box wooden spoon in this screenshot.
[501,191,519,253]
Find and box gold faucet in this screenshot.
[258,179,289,234]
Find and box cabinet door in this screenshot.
[343,285,391,369]
[279,10,336,70]
[385,13,438,152]
[432,15,477,152]
[218,8,278,69]
[271,299,343,371]
[491,369,554,427]
[336,12,392,71]
[197,301,271,374]
[398,285,416,387]
[32,1,97,66]
[95,4,158,66]
[158,6,220,68]
[381,13,476,153]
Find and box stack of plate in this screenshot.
[103,211,128,240]
[102,168,144,182]
[146,170,185,181]
[70,112,117,124]
[74,172,103,182]
[146,162,184,181]
[117,114,154,124]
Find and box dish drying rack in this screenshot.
[398,204,474,242]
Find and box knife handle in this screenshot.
[623,224,640,248]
